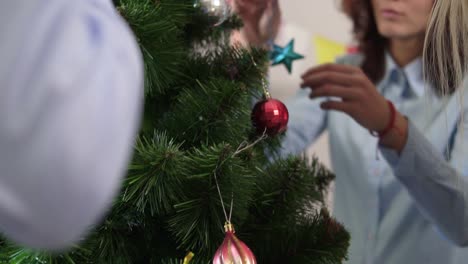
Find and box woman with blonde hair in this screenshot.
[236,0,468,263]
[424,0,468,95]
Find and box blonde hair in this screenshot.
[423,0,468,95]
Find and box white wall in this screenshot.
[268,0,353,170]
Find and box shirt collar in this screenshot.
[381,53,425,98]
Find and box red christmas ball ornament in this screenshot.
[213,223,257,264]
[251,98,289,136]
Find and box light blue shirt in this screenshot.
[281,53,468,264]
[0,0,143,250]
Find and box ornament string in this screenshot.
[213,133,267,227]
[213,14,271,227]
[248,51,271,99]
[233,132,267,155]
[213,170,231,223]
[260,72,271,100]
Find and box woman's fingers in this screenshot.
[300,63,392,133]
[320,100,354,115]
[301,71,356,88]
[310,85,361,101]
[301,63,360,78]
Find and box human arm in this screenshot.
[301,63,468,246]
[0,0,143,250]
[378,103,468,246]
[231,0,282,47]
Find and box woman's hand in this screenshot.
[235,0,270,21]
[300,63,409,152]
[232,0,281,46]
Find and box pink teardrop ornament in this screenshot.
[213,223,257,264]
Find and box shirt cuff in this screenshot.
[378,119,418,175]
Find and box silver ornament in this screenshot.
[194,0,231,26]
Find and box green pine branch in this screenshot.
[118,0,191,96]
[245,208,350,264]
[168,143,257,260]
[0,243,91,264]
[251,156,334,224]
[123,131,187,215]
[159,78,253,147]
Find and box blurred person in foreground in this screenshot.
[0,0,143,250]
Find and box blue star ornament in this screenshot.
[270,39,304,74]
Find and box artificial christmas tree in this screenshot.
[0,0,349,263]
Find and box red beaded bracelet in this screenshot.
[369,100,396,138]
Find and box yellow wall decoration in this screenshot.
[313,35,354,64]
